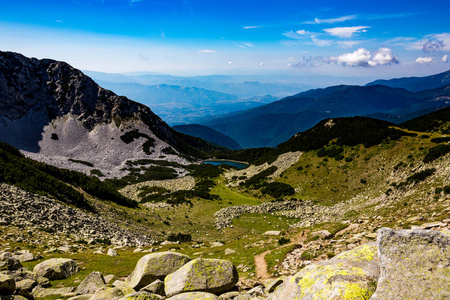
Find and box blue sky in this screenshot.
[1,0,449,79]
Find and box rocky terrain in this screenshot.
[0,228,448,299]
[0,51,217,178]
[0,183,154,247]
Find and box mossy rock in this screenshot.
[91,286,124,300]
[0,274,15,296]
[168,291,219,300]
[268,244,379,299]
[33,258,79,280]
[120,291,163,300]
[371,228,450,299]
[75,271,106,295]
[126,252,191,290]
[164,258,238,297]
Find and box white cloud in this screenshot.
[282,30,312,39]
[296,30,310,35]
[304,15,357,24]
[198,50,216,53]
[289,47,398,68]
[243,26,261,29]
[443,55,448,63]
[228,61,233,65]
[311,36,333,47]
[332,47,398,67]
[323,26,370,38]
[130,0,143,2]
[415,57,434,64]
[236,42,254,48]
[335,40,361,49]
[259,62,264,66]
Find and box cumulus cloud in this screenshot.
[290,47,398,68]
[323,26,370,38]
[415,57,434,64]
[422,40,445,52]
[259,62,264,66]
[443,55,449,63]
[198,50,216,53]
[304,15,357,24]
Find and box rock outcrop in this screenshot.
[33,258,79,280]
[164,258,239,297]
[126,252,192,290]
[371,228,450,299]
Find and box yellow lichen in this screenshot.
[337,244,376,262]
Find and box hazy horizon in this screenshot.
[1,0,449,81]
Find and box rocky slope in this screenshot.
[0,51,220,178]
[0,227,448,299]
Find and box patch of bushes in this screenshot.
[51,133,59,140]
[423,144,450,163]
[242,166,278,188]
[430,137,450,143]
[186,164,225,179]
[90,169,104,177]
[260,182,295,198]
[68,158,94,167]
[278,237,291,245]
[162,147,177,155]
[168,233,192,243]
[120,129,150,144]
[106,166,178,189]
[142,139,156,155]
[392,168,436,189]
[317,145,344,158]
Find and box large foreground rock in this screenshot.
[371,228,450,299]
[126,252,191,290]
[168,292,219,300]
[0,274,15,296]
[75,271,106,295]
[269,244,380,299]
[164,258,238,297]
[33,258,79,280]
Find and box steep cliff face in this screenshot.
[0,51,202,177]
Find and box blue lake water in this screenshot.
[202,160,248,169]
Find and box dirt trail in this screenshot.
[254,231,308,280]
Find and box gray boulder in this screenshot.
[268,243,380,299]
[164,258,239,297]
[371,228,450,300]
[126,252,191,290]
[75,271,106,295]
[12,251,34,263]
[168,292,219,300]
[33,258,79,280]
[31,286,75,298]
[90,286,124,300]
[120,291,163,300]
[0,274,15,296]
[140,280,165,296]
[0,259,22,271]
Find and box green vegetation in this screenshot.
[120,129,150,144]
[68,158,94,167]
[261,182,295,198]
[167,233,192,243]
[186,164,225,179]
[430,137,450,143]
[90,169,104,177]
[106,166,178,189]
[0,142,92,210]
[278,237,291,245]
[162,147,177,155]
[423,144,450,163]
[243,166,278,188]
[50,133,59,140]
[392,168,436,189]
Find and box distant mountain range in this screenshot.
[202,80,450,148]
[365,70,450,92]
[95,80,277,124]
